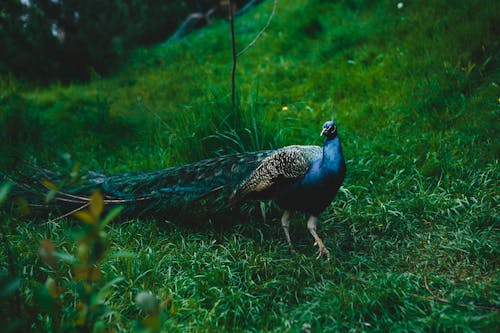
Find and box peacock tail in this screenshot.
[86,150,275,219]
[2,150,276,220]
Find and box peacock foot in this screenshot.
[307,216,330,260]
[314,241,330,260]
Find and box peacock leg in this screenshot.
[281,210,295,253]
[307,215,330,260]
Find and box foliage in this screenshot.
[34,192,117,331]
[0,0,499,331]
[0,0,249,82]
[31,191,166,332]
[0,92,42,168]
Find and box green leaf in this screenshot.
[101,276,125,292]
[73,264,101,281]
[44,277,59,298]
[16,197,30,215]
[70,162,81,181]
[136,291,159,315]
[142,314,161,330]
[100,206,124,229]
[52,251,78,264]
[36,284,56,314]
[0,182,12,206]
[92,277,125,306]
[0,277,20,297]
[74,210,96,225]
[45,189,57,203]
[75,301,87,326]
[41,180,57,190]
[92,288,112,307]
[92,321,106,333]
[90,191,104,218]
[108,250,136,259]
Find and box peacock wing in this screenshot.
[230,145,322,202]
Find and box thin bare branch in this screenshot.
[237,0,277,57]
[43,202,90,225]
[421,276,499,311]
[229,0,237,112]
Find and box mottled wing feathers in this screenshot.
[230,145,322,203]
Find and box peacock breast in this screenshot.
[273,158,344,215]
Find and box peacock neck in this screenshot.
[321,136,344,171]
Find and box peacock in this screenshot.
[4,120,346,259]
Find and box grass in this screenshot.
[1,0,499,331]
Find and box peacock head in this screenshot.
[320,121,337,139]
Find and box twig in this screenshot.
[423,276,450,304]
[412,293,499,312]
[43,202,90,225]
[348,274,498,312]
[420,276,499,312]
[237,0,277,57]
[229,0,237,112]
[53,193,152,204]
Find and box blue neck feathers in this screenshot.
[321,136,345,173]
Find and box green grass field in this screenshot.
[1,0,499,331]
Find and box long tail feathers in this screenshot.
[1,151,272,221]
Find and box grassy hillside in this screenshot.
[1,0,499,331]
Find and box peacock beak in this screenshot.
[320,128,327,136]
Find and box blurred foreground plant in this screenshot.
[0,182,22,333]
[134,290,171,333]
[37,191,125,331]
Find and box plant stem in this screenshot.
[237,0,278,57]
[229,0,237,113]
